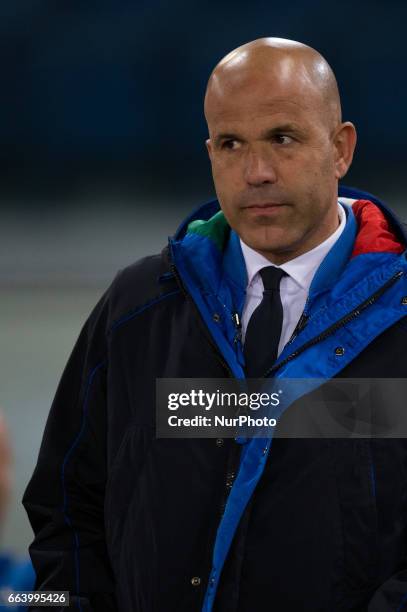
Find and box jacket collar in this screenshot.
[171,186,406,304]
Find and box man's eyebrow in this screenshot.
[263,123,302,136]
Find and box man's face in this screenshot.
[205,70,344,263]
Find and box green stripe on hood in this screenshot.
[187,210,230,251]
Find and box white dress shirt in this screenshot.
[240,203,346,357]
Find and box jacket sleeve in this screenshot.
[22,290,117,612]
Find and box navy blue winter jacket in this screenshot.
[23,186,407,611]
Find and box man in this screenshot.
[23,38,407,611]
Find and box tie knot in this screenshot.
[259,266,286,291]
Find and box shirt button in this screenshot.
[191,576,201,586]
[216,438,224,447]
[401,296,407,305]
[334,346,345,356]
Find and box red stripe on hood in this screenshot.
[351,199,405,257]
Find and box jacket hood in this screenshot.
[173,185,407,255]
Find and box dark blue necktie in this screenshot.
[244,266,286,377]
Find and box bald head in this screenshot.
[205,37,342,131]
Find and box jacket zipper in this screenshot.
[263,270,403,378]
[169,263,235,378]
[169,262,244,524]
[286,309,310,346]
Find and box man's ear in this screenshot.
[333,122,357,179]
[206,138,212,161]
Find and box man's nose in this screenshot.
[243,147,277,186]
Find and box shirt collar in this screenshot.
[240,202,346,291]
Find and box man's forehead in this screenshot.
[206,93,317,130]
[206,68,323,121]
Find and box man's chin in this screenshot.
[239,229,302,261]
[241,229,291,252]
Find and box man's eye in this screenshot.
[222,140,239,150]
[274,134,294,145]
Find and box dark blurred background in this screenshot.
[2,0,407,204]
[1,0,406,554]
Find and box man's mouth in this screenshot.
[243,202,287,213]
[245,202,283,208]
